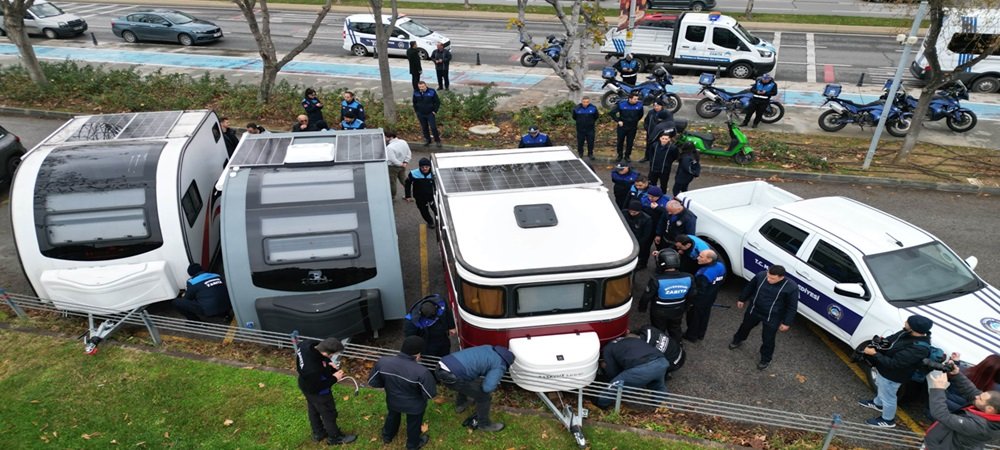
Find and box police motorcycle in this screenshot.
[694,72,784,124]
[891,81,977,133]
[520,34,565,67]
[600,64,682,113]
[817,83,911,138]
[677,106,754,165]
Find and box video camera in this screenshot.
[850,335,891,363]
[922,358,957,373]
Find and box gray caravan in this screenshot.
[217,129,404,339]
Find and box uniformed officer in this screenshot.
[340,91,366,122]
[340,112,365,130]
[609,92,645,162]
[518,126,553,148]
[572,97,599,159]
[614,53,640,86]
[623,200,654,271]
[672,234,711,275]
[742,73,778,129]
[638,249,695,341]
[405,158,438,227]
[611,162,640,209]
[684,249,727,343]
[636,324,686,379]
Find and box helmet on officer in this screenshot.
[657,249,681,271]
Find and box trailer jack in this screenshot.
[537,389,588,449]
[82,308,161,355]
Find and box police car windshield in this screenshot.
[865,242,981,303]
[734,23,760,45]
[398,20,432,37]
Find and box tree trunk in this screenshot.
[258,61,279,103]
[744,0,754,20]
[893,86,934,164]
[464,0,471,9]
[370,0,400,124]
[3,10,49,87]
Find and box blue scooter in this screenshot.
[600,65,682,113]
[895,81,977,132]
[694,73,784,124]
[817,83,911,137]
[520,35,564,67]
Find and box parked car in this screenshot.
[342,14,449,59]
[111,9,223,46]
[647,0,717,11]
[0,124,27,187]
[0,0,87,39]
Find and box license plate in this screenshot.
[73,26,83,30]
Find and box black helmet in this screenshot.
[657,249,681,270]
[653,65,669,79]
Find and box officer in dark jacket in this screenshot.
[173,263,231,321]
[301,88,328,131]
[729,265,799,371]
[340,91,365,122]
[623,200,653,270]
[403,294,456,358]
[672,142,700,196]
[413,81,442,147]
[340,112,365,130]
[405,158,437,227]
[572,96,599,159]
[518,126,552,148]
[611,162,639,209]
[220,117,239,157]
[655,200,697,252]
[638,249,695,341]
[430,42,452,90]
[595,334,668,409]
[741,72,778,128]
[640,186,669,232]
[858,315,934,428]
[672,234,712,275]
[369,336,437,450]
[406,41,423,91]
[614,53,640,86]
[609,92,644,162]
[684,249,726,343]
[636,325,686,378]
[436,345,515,432]
[641,102,672,163]
[296,337,357,445]
[925,369,1000,449]
[647,129,677,193]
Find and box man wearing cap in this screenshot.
[611,162,640,209]
[623,200,654,271]
[436,345,516,432]
[173,263,231,322]
[729,265,799,371]
[614,53,640,86]
[405,158,438,228]
[647,129,677,193]
[340,111,365,130]
[572,96,599,160]
[369,336,437,449]
[518,126,552,148]
[609,92,644,162]
[641,186,669,236]
[857,315,935,428]
[742,73,778,129]
[385,130,411,199]
[296,337,357,445]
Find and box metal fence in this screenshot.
[4,290,990,449]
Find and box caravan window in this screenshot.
[947,33,1000,56]
[34,142,164,261]
[515,282,593,316]
[461,281,505,317]
[181,180,203,227]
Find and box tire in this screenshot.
[728,62,754,79]
[43,28,58,39]
[418,49,429,60]
[946,110,977,132]
[970,76,999,94]
[690,1,706,11]
[661,93,682,113]
[178,33,194,46]
[887,117,911,138]
[634,57,648,73]
[733,151,754,165]
[5,154,22,184]
[761,103,785,123]
[519,52,538,67]
[350,44,368,57]
[818,110,847,132]
[122,30,138,44]
[696,98,722,119]
[601,91,622,109]
[700,237,732,285]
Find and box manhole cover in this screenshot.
[469,124,500,135]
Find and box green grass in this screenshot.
[0,330,710,449]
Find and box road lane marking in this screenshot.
[79,4,130,19]
[771,31,781,78]
[420,223,429,297]
[806,33,817,83]
[824,64,835,83]
[807,322,925,434]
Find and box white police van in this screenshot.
[681,181,1000,365]
[910,8,1000,94]
[342,14,450,59]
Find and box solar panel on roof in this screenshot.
[64,114,132,142]
[60,111,183,142]
[230,137,293,167]
[438,159,600,194]
[118,111,183,139]
[335,131,386,162]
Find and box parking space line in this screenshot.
[806,322,925,434]
[806,33,816,83]
[771,31,781,78]
[824,64,835,83]
[79,4,130,18]
[420,223,429,297]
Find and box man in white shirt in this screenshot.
[385,130,412,199]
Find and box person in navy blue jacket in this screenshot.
[405,158,438,227]
[302,87,328,130]
[672,234,711,275]
[742,73,778,129]
[684,249,726,343]
[295,337,357,445]
[648,129,678,193]
[638,249,695,341]
[614,53,640,86]
[403,294,456,358]
[672,141,700,197]
[611,161,639,210]
[729,265,799,371]
[413,81,442,147]
[173,263,231,321]
[340,112,365,130]
[518,125,552,148]
[436,345,515,432]
[572,96,599,159]
[340,91,366,122]
[609,92,644,162]
[369,336,437,449]
[623,200,653,270]
[655,200,696,252]
[596,334,668,409]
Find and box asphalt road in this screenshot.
[3,113,999,433]
[24,2,927,86]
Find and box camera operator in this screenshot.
[857,315,934,428]
[924,367,1000,449]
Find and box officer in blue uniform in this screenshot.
[638,249,695,341]
[340,111,365,130]
[614,53,640,86]
[405,158,438,227]
[684,249,726,343]
[572,97,599,159]
[340,91,366,122]
[742,73,778,128]
[609,92,645,162]
[173,263,231,321]
[611,162,640,209]
[673,234,712,275]
[518,125,553,148]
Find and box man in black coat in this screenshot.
[220,117,239,157]
[369,336,437,449]
[406,41,423,91]
[728,265,799,371]
[572,96,599,160]
[857,315,934,428]
[296,337,357,445]
[641,102,673,163]
[925,368,1000,449]
[595,334,669,409]
[403,294,456,357]
[638,249,695,341]
[412,82,442,147]
[608,92,644,162]
[405,158,438,227]
[623,200,653,271]
[647,129,677,193]
[430,42,452,90]
[655,200,697,252]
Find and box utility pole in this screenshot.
[862,1,928,170]
[625,0,637,56]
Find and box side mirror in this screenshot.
[966,256,978,271]
[834,283,867,299]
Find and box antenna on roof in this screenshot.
[885,232,903,248]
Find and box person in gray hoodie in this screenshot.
[436,345,515,432]
[924,369,1000,450]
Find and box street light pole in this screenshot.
[862,1,928,170]
[625,0,637,56]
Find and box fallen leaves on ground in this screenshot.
[223,419,234,427]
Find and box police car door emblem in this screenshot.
[826,305,843,322]
[981,318,1000,335]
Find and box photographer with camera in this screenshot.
[857,315,934,428]
[924,367,1000,449]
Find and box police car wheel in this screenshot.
[418,49,430,60]
[351,44,369,57]
[728,62,754,79]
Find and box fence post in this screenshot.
[820,414,842,450]
[613,382,624,414]
[1,289,28,319]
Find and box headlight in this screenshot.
[58,22,68,27]
[758,50,772,58]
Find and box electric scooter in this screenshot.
[677,110,754,165]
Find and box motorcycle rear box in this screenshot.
[508,331,600,393]
[698,73,715,86]
[824,84,842,98]
[601,67,617,80]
